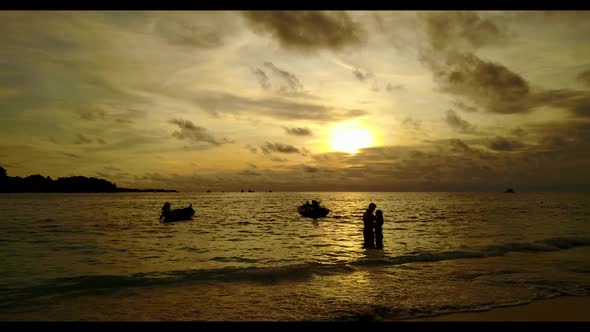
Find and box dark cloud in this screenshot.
[420,13,590,118]
[386,83,404,92]
[264,62,303,94]
[242,11,367,51]
[245,144,258,154]
[285,127,312,136]
[311,152,350,164]
[260,142,301,155]
[511,127,527,138]
[448,139,473,153]
[353,68,373,82]
[434,52,531,114]
[422,11,506,52]
[247,162,257,169]
[429,53,590,117]
[531,89,590,118]
[539,135,568,148]
[75,107,146,124]
[84,134,162,153]
[488,136,525,151]
[452,100,478,112]
[62,152,81,158]
[303,165,320,173]
[252,67,271,90]
[418,13,535,115]
[270,156,289,162]
[97,138,107,144]
[577,69,590,88]
[77,109,107,121]
[402,116,421,130]
[444,109,476,133]
[170,119,232,146]
[74,134,92,145]
[239,169,261,176]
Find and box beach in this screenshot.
[409,296,590,321]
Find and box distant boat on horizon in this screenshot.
[504,188,515,193]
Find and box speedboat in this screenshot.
[298,200,330,219]
[160,202,195,223]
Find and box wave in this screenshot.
[336,289,590,321]
[2,235,589,308]
[352,235,590,267]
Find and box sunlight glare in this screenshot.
[330,127,374,154]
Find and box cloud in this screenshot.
[241,11,367,51]
[239,169,261,176]
[433,52,531,114]
[531,89,590,118]
[539,135,569,148]
[352,68,373,82]
[487,136,525,151]
[76,109,107,121]
[154,17,225,49]
[170,119,232,146]
[311,152,351,165]
[448,139,473,153]
[303,165,320,173]
[75,107,146,124]
[386,83,404,92]
[511,127,527,138]
[285,127,312,136]
[420,13,590,119]
[74,134,93,144]
[245,144,258,154]
[62,152,81,158]
[260,142,301,154]
[422,11,506,52]
[252,67,271,90]
[428,53,590,117]
[190,90,369,123]
[452,100,478,112]
[263,62,303,94]
[270,156,289,162]
[402,116,421,130]
[444,110,476,133]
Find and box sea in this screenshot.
[0,192,589,321]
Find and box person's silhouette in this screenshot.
[362,203,376,248]
[375,210,384,249]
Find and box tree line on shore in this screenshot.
[0,167,176,193]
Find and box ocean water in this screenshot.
[0,192,589,321]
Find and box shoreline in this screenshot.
[404,296,590,321]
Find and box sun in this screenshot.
[330,127,375,154]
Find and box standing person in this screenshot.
[362,203,377,248]
[375,210,384,249]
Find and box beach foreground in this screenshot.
[407,296,590,321]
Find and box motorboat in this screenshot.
[298,200,330,219]
[160,202,195,222]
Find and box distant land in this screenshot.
[0,167,177,193]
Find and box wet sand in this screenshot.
[408,296,590,321]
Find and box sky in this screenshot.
[1,11,590,192]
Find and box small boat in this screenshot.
[160,202,195,223]
[298,200,330,219]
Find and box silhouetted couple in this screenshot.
[362,202,384,249]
